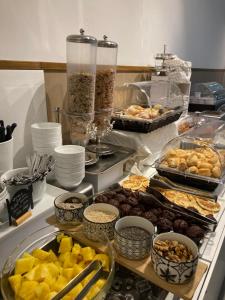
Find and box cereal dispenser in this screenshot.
[63,29,97,145]
[88,35,118,154]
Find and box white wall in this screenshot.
[0,0,225,68]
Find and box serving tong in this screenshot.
[151,175,218,200]
[3,153,55,186]
[52,260,103,300]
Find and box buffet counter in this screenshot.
[1,172,225,300]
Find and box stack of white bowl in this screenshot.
[54,145,85,189]
[31,122,62,155]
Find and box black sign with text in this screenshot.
[6,185,33,225]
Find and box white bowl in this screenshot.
[54,145,85,157]
[55,166,85,175]
[151,232,199,284]
[55,160,85,169]
[55,173,85,181]
[56,177,84,189]
[32,137,62,144]
[1,168,46,204]
[31,122,62,132]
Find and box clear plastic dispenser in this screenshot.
[63,29,97,145]
[88,35,118,155]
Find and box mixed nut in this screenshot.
[154,240,194,263]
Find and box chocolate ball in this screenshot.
[120,203,132,215]
[127,197,139,207]
[95,194,108,203]
[162,210,176,221]
[151,208,162,217]
[142,211,158,225]
[186,225,205,240]
[157,218,173,232]
[129,207,143,216]
[108,199,120,208]
[116,193,127,203]
[173,219,188,233]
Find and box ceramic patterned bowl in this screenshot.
[151,232,199,284]
[114,216,154,260]
[83,203,119,241]
[54,192,89,225]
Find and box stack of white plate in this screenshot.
[31,122,62,155]
[54,145,85,189]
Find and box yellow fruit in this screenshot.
[86,285,101,300]
[48,250,58,262]
[56,233,65,243]
[18,280,38,300]
[68,283,83,298]
[93,254,109,271]
[35,281,50,298]
[43,276,55,290]
[63,253,76,268]
[24,265,39,281]
[47,262,60,278]
[46,291,57,300]
[8,274,22,294]
[59,237,73,254]
[53,275,68,292]
[15,257,35,274]
[62,268,74,280]
[73,264,83,276]
[62,296,73,300]
[72,243,81,256]
[96,278,106,289]
[32,248,50,261]
[82,270,97,286]
[59,252,70,264]
[81,247,95,261]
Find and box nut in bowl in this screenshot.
[151,232,199,284]
[114,216,154,260]
[83,203,119,242]
[54,192,90,225]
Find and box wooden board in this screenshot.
[47,215,208,300]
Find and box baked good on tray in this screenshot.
[119,104,172,120]
[160,147,223,179]
[160,189,220,217]
[121,175,149,192]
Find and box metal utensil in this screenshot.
[52,260,102,300]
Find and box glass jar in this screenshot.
[64,28,97,118]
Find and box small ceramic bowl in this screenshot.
[151,232,199,284]
[83,203,119,241]
[54,192,89,225]
[114,216,154,260]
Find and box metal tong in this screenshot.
[52,260,103,300]
[151,174,217,200]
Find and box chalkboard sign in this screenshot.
[6,185,33,225]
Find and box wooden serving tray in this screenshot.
[47,215,208,300]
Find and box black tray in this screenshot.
[156,166,219,191]
[112,107,183,133]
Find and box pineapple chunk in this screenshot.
[34,264,51,281]
[18,280,38,300]
[22,252,32,258]
[72,243,81,256]
[24,265,39,281]
[47,262,60,278]
[59,252,70,264]
[35,281,50,298]
[93,254,109,272]
[63,253,76,268]
[96,278,106,289]
[67,283,83,298]
[15,257,35,274]
[43,275,55,290]
[46,291,57,299]
[32,248,50,261]
[86,285,101,300]
[53,275,68,292]
[48,249,58,262]
[82,270,97,286]
[8,274,22,294]
[81,247,95,261]
[56,233,65,243]
[59,237,73,254]
[62,268,74,280]
[73,264,83,276]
